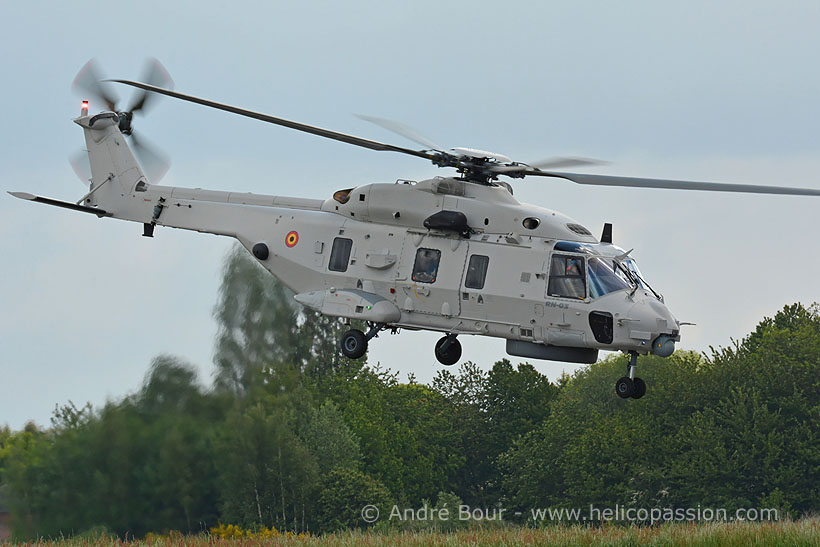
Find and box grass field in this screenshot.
[9,519,820,547]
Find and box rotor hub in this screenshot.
[117,111,133,135]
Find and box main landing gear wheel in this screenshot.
[340,329,367,359]
[435,335,462,366]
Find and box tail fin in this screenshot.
[74,112,148,218]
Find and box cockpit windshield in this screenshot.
[549,242,661,300]
[620,258,648,290]
[587,257,631,299]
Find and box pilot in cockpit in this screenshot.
[565,258,582,276]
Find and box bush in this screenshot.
[316,468,393,533]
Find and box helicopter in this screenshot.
[10,60,820,400]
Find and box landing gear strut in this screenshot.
[434,334,462,366]
[340,322,386,360]
[615,351,646,399]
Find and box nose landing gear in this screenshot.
[615,351,646,399]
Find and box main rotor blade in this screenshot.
[529,156,608,170]
[356,114,445,152]
[73,59,119,112]
[128,58,174,114]
[110,80,437,161]
[527,170,820,196]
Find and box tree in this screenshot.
[430,362,488,504]
[213,247,306,394]
[325,365,463,504]
[0,423,50,538]
[302,401,362,475]
[667,303,820,515]
[213,246,352,393]
[2,358,224,538]
[501,304,820,520]
[215,401,319,532]
[480,360,560,501]
[135,358,222,533]
[430,360,560,506]
[499,351,708,515]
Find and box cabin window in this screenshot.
[412,248,441,284]
[548,254,586,299]
[465,254,489,289]
[522,217,540,229]
[328,237,353,272]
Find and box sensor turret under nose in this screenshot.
[651,334,676,357]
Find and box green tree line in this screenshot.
[1,247,818,538]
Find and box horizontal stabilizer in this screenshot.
[9,191,110,217]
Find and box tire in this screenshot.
[340,329,367,359]
[615,376,634,398]
[434,336,462,366]
[631,377,647,399]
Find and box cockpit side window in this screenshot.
[548,254,586,299]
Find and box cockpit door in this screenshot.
[545,251,589,347]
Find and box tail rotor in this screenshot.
[70,58,173,183]
[68,148,92,185]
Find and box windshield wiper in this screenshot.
[612,260,639,294]
[610,252,663,301]
[633,270,663,301]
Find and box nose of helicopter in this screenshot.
[626,296,680,357]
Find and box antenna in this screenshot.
[601,222,613,244]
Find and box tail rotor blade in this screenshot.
[128,58,174,115]
[72,58,119,112]
[69,149,92,184]
[129,132,170,183]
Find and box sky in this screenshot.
[2,1,820,429]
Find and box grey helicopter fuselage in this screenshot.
[14,64,820,399]
[294,177,678,363]
[60,110,679,365]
